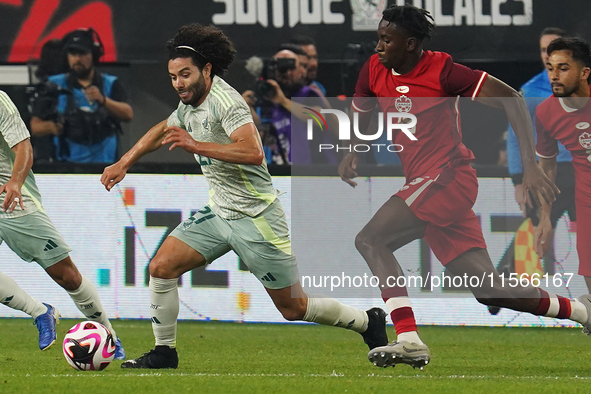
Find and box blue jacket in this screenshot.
[49,72,122,163]
[506,70,572,183]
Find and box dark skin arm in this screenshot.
[476,75,559,206]
[337,110,372,188]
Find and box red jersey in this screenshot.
[352,51,488,180]
[536,96,591,206]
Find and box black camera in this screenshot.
[255,58,296,99]
[26,81,70,121]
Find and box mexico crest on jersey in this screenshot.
[395,95,412,113]
[579,132,591,149]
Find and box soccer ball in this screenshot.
[62,321,115,371]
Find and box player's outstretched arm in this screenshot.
[162,122,264,165]
[476,76,559,206]
[0,139,32,212]
[101,120,168,191]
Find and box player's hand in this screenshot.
[83,85,105,106]
[101,162,128,191]
[514,183,533,216]
[534,217,552,258]
[162,126,197,153]
[0,180,23,213]
[522,163,560,207]
[338,153,358,188]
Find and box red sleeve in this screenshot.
[352,58,375,113]
[535,108,559,158]
[440,57,487,99]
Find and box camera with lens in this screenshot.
[26,81,70,122]
[254,58,296,100]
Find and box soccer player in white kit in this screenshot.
[101,23,388,369]
[0,90,124,358]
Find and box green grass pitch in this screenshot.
[0,318,589,393]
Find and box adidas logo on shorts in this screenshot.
[261,272,277,282]
[43,239,58,251]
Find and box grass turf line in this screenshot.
[0,318,589,393]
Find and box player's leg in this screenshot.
[122,236,207,370]
[445,248,589,326]
[44,256,123,347]
[233,199,389,351]
[0,210,123,355]
[354,194,427,348]
[354,195,432,369]
[123,208,231,369]
[27,210,125,358]
[366,166,485,368]
[264,281,388,350]
[0,270,57,350]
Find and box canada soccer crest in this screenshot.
[579,132,591,149]
[395,96,412,113]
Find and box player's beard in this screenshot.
[552,81,580,98]
[180,72,206,106]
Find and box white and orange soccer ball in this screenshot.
[62,321,115,371]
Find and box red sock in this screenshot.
[382,287,418,335]
[534,288,572,319]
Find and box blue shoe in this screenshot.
[34,303,59,351]
[114,337,126,360]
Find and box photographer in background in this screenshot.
[244,45,335,165]
[26,39,68,162]
[289,35,327,96]
[30,28,133,163]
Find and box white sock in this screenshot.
[397,331,424,344]
[149,276,179,347]
[67,275,117,340]
[0,271,47,318]
[570,299,588,324]
[384,297,424,345]
[302,295,368,333]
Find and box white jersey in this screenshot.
[167,76,277,219]
[0,91,43,218]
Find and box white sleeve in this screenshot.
[0,91,30,148]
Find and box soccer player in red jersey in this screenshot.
[535,37,591,294]
[338,4,591,369]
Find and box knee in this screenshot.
[47,258,81,291]
[277,299,307,321]
[354,230,374,255]
[149,257,172,278]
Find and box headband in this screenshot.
[176,45,206,60]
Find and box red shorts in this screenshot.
[395,164,487,265]
[577,204,591,276]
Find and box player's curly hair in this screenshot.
[547,37,591,82]
[166,23,236,77]
[382,4,434,42]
